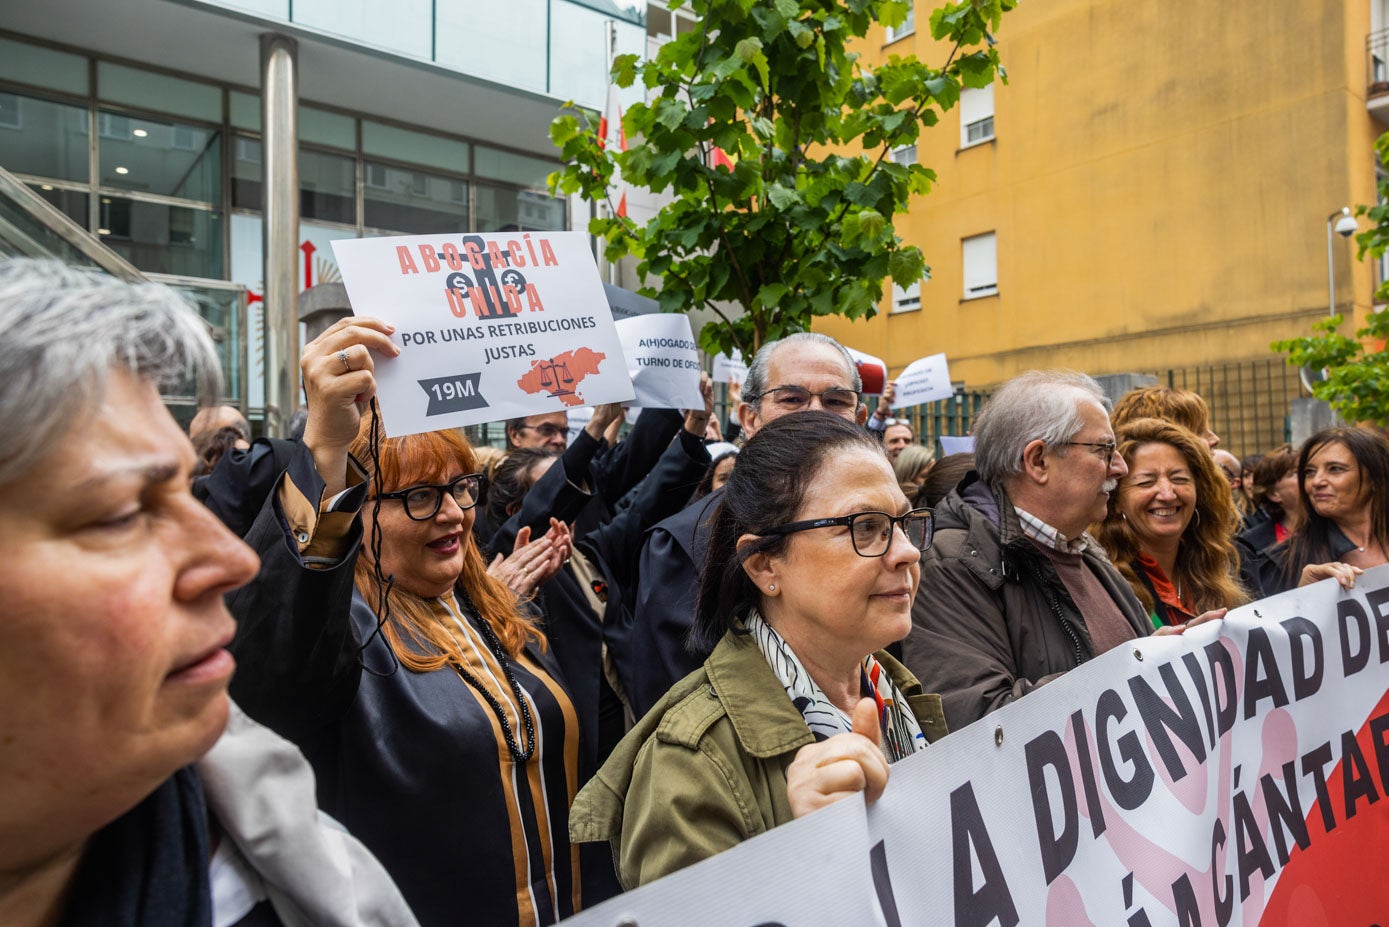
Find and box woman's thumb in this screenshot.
[850,697,881,747]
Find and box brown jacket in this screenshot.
[903,473,1150,731]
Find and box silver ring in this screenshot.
[337,349,351,373]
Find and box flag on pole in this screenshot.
[598,84,629,218]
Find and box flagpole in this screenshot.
[604,18,618,286]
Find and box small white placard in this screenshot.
[893,352,954,408]
[938,434,975,455]
[712,351,748,385]
[615,314,704,410]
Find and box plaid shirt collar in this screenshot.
[1014,506,1094,555]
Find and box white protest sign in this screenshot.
[712,351,748,385]
[332,232,634,437]
[893,353,954,407]
[559,795,887,927]
[938,435,975,455]
[615,314,704,410]
[845,346,887,395]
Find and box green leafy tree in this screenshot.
[1273,135,1389,425]
[549,0,1015,358]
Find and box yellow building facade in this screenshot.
[814,0,1387,453]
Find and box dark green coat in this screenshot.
[569,628,948,889]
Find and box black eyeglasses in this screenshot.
[375,473,485,520]
[1065,441,1118,466]
[749,386,862,414]
[513,423,567,440]
[762,507,933,558]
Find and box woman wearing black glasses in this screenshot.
[569,412,947,889]
[227,318,581,927]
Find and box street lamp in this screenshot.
[1327,206,1358,318]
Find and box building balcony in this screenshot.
[1367,29,1389,122]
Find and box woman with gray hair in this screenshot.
[0,259,413,927]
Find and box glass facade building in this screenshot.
[0,0,645,416]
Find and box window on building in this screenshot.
[363,161,469,234]
[97,194,224,278]
[890,144,917,167]
[962,232,997,299]
[885,5,915,43]
[301,149,357,225]
[29,184,89,229]
[475,181,566,233]
[0,92,89,183]
[98,111,221,204]
[959,85,995,148]
[891,279,921,313]
[0,92,22,130]
[1379,172,1389,301]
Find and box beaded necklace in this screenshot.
[447,589,537,764]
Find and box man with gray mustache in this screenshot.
[901,370,1151,730]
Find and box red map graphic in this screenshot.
[516,348,606,407]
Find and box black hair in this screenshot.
[691,411,883,654]
[690,449,740,503]
[485,447,558,530]
[1279,426,1389,585]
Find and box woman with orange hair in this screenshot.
[227,317,580,927]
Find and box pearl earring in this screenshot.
[768,584,776,592]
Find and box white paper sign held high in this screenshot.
[332,231,634,437]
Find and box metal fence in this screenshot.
[1145,359,1303,459]
[465,358,1305,461]
[889,358,1304,461]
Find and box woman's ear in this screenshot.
[737,533,781,596]
[1020,439,1050,485]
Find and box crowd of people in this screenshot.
[2,256,1386,926]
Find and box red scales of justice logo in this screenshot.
[516,348,606,407]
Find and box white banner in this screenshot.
[893,353,954,408]
[332,232,634,437]
[562,795,887,927]
[615,314,704,410]
[563,567,1389,926]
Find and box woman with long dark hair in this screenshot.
[1265,426,1389,594]
[569,412,945,889]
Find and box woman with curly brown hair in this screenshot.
[1094,417,1250,629]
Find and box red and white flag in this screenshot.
[598,84,628,218]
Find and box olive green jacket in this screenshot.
[568,628,949,890]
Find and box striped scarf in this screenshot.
[745,611,926,763]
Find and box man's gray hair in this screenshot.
[973,369,1110,484]
[742,332,862,407]
[0,259,220,485]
